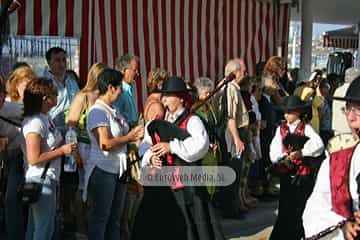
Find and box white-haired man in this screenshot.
[216,58,250,219]
[113,53,139,127]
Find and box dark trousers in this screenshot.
[215,127,249,215]
[5,150,25,240]
[132,185,225,240]
[270,174,315,240]
[217,157,243,215]
[259,127,275,184]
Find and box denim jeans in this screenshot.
[5,150,25,240]
[87,166,127,240]
[25,177,57,240]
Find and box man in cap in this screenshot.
[303,76,360,240]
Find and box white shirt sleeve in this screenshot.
[139,122,154,167]
[169,115,209,162]
[302,124,325,157]
[22,117,45,138]
[349,145,360,212]
[87,108,110,132]
[269,127,287,163]
[302,154,346,239]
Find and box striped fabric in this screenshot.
[8,0,83,37]
[6,0,290,111]
[323,36,359,49]
[323,26,359,49]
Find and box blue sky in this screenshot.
[313,23,351,36]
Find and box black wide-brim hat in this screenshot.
[333,76,360,102]
[281,95,311,112]
[159,76,189,94]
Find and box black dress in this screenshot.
[131,185,225,240]
[131,111,225,240]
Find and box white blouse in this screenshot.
[139,108,209,167]
[269,119,324,163]
[22,113,63,182]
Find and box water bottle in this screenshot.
[232,152,242,160]
[64,127,77,172]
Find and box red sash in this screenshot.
[279,122,310,176]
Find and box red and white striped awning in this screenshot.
[4,0,290,111]
[6,0,83,37]
[323,26,359,49]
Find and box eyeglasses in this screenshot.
[341,105,360,117]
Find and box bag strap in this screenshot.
[83,95,90,114]
[40,162,51,180]
[217,84,228,128]
[0,115,21,127]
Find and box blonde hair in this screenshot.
[147,68,169,93]
[263,56,286,79]
[7,66,36,102]
[81,63,108,92]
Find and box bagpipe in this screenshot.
[147,116,191,166]
[146,73,236,164]
[303,173,360,240]
[266,133,310,176]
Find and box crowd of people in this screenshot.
[0,46,360,240]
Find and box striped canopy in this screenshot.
[6,0,290,111]
[323,26,359,49]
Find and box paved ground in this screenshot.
[222,201,277,240]
[0,200,278,240]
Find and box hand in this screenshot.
[353,211,360,225]
[61,142,77,155]
[150,155,162,167]
[210,143,218,152]
[286,150,302,161]
[151,142,170,157]
[342,221,360,240]
[128,125,144,141]
[282,159,294,170]
[234,138,245,154]
[260,120,267,130]
[0,137,8,152]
